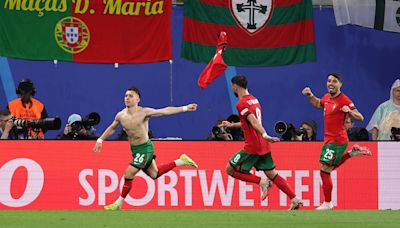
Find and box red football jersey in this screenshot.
[320,93,356,144]
[236,95,270,155]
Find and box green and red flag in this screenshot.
[182,0,316,66]
[0,0,172,63]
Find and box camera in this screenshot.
[212,125,229,136]
[274,121,307,141]
[391,127,400,141]
[12,117,61,130]
[71,112,101,133]
[211,125,233,141]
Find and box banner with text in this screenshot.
[0,0,172,63]
[0,141,379,210]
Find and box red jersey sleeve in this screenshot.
[320,94,329,107]
[342,95,356,110]
[237,101,252,119]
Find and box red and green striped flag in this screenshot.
[182,0,316,66]
[0,0,172,63]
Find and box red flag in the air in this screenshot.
[197,32,228,88]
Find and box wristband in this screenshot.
[96,138,103,144]
[182,106,188,112]
[262,132,270,139]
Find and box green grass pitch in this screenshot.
[0,210,399,228]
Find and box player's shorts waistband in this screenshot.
[130,139,153,149]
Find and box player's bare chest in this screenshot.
[120,111,146,126]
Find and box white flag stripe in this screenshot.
[384,0,400,32]
[333,0,376,28]
[333,0,400,33]
[332,0,351,25]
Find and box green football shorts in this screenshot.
[130,140,155,170]
[320,143,348,166]
[229,150,275,172]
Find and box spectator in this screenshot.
[7,79,48,139]
[300,120,318,141]
[366,79,400,140]
[0,109,18,139]
[56,114,99,140]
[345,116,369,141]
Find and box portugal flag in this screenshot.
[0,0,172,63]
[181,0,316,67]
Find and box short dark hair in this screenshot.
[231,75,248,89]
[0,109,11,117]
[328,72,342,83]
[127,86,141,98]
[227,114,240,123]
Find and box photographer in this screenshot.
[57,114,99,140]
[0,109,18,139]
[274,121,309,141]
[301,120,317,141]
[207,119,233,141]
[7,79,48,139]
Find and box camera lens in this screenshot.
[71,122,82,132]
[274,121,287,134]
[295,127,307,136]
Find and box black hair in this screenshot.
[0,109,11,117]
[227,114,240,123]
[16,78,36,96]
[231,75,248,89]
[127,86,141,98]
[328,72,342,83]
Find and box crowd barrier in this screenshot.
[0,141,398,210]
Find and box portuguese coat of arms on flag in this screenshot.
[0,0,172,63]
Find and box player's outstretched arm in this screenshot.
[146,103,197,117]
[93,116,120,153]
[302,87,322,109]
[247,113,280,143]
